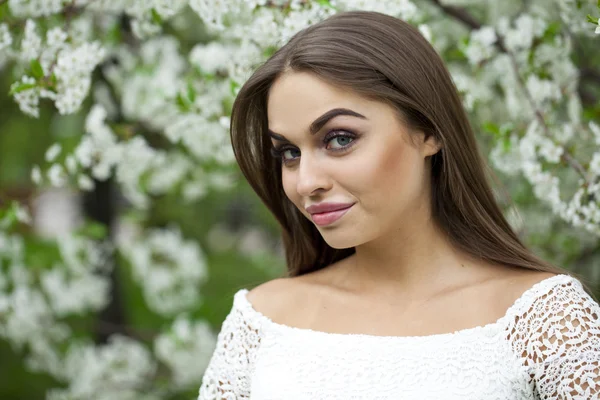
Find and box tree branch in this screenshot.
[429,0,482,30]
[429,0,589,183]
[581,67,600,85]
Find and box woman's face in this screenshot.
[267,71,439,249]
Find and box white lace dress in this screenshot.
[197,274,600,399]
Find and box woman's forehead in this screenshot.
[267,72,377,131]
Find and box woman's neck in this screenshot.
[346,218,485,299]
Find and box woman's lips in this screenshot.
[310,204,354,226]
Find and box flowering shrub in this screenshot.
[0,0,599,398]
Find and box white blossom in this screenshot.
[0,24,12,52]
[464,26,497,65]
[116,137,165,208]
[189,0,238,31]
[497,14,547,51]
[54,41,106,114]
[418,24,433,42]
[147,153,191,195]
[47,164,68,187]
[165,114,231,163]
[182,179,208,201]
[32,189,83,238]
[590,121,600,146]
[77,175,94,190]
[538,138,564,163]
[334,0,418,20]
[2,1,600,398]
[65,155,77,174]
[45,143,62,162]
[45,27,69,56]
[526,75,561,106]
[590,152,600,177]
[8,0,65,17]
[279,5,334,44]
[75,104,121,179]
[14,204,31,224]
[19,19,42,61]
[58,336,156,399]
[189,42,233,75]
[154,317,217,386]
[11,75,40,117]
[120,227,208,316]
[40,267,110,317]
[31,165,42,184]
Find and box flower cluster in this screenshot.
[7,20,106,117]
[119,227,209,316]
[0,0,599,399]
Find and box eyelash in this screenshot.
[270,130,358,165]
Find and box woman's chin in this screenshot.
[319,230,364,250]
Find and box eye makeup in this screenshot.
[269,129,359,165]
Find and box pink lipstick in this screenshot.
[305,202,354,227]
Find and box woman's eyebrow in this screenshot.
[268,108,366,141]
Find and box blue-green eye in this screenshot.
[327,135,354,149]
[269,130,358,166]
[270,146,300,162]
[282,148,301,160]
[324,131,356,151]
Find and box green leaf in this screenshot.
[187,82,196,103]
[229,80,239,96]
[176,92,190,111]
[77,221,108,240]
[151,8,162,25]
[502,136,512,152]
[587,14,598,24]
[262,45,278,58]
[499,123,514,137]
[542,22,561,41]
[9,82,37,95]
[483,122,500,137]
[316,0,336,9]
[107,21,123,44]
[30,59,44,79]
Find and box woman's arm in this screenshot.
[198,294,263,400]
[512,278,600,399]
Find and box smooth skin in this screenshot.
[248,71,555,337]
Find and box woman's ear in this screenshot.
[421,132,442,158]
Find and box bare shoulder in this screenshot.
[246,277,305,320]
[499,269,560,304]
[505,269,559,289]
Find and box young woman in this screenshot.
[198,11,600,399]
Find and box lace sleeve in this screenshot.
[198,294,263,400]
[508,277,600,399]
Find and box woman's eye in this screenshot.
[326,135,354,150]
[283,148,301,160]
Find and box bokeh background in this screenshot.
[1,0,600,399]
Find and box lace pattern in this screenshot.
[198,298,264,400]
[505,277,600,399]
[198,274,600,399]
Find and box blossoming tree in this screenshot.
[0,0,599,398]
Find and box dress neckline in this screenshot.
[234,273,574,341]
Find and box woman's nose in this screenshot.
[295,154,332,197]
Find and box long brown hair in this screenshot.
[230,10,571,281]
